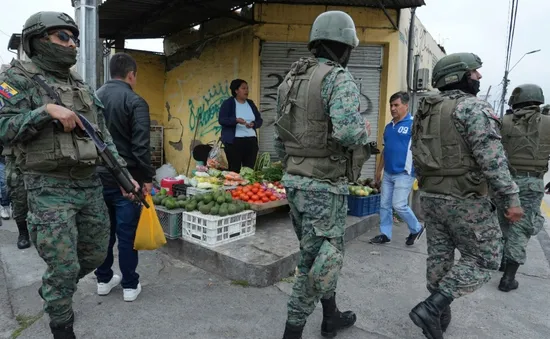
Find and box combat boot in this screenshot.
[440,305,451,333]
[49,315,76,339]
[498,261,519,292]
[498,257,506,272]
[320,293,357,338]
[409,291,452,339]
[282,322,304,339]
[16,220,30,249]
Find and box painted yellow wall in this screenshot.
[163,28,255,175]
[126,50,166,125]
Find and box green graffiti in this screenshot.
[189,81,230,138]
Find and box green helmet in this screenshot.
[22,11,79,57]
[542,104,550,115]
[308,11,359,50]
[508,84,545,107]
[432,53,482,89]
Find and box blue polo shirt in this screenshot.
[383,113,414,176]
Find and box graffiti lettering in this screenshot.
[188,81,230,138]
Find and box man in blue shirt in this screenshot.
[370,91,424,245]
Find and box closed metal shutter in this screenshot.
[259,41,383,179]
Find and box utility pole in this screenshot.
[72,0,99,89]
[500,71,509,118]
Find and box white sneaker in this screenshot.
[97,274,121,296]
[1,206,10,220]
[123,283,142,302]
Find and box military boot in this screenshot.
[498,257,506,272]
[50,315,76,339]
[409,292,453,339]
[282,322,304,339]
[498,261,519,292]
[16,220,30,249]
[440,305,451,333]
[320,293,357,338]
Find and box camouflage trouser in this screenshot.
[422,195,502,300]
[5,159,28,223]
[286,188,346,327]
[26,185,110,326]
[495,176,545,265]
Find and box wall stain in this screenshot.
[165,101,184,151]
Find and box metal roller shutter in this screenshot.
[259,41,383,179]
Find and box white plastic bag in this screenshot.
[155,163,177,182]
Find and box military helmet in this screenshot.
[432,53,482,89]
[508,84,545,107]
[22,11,79,57]
[308,11,359,50]
[542,104,550,115]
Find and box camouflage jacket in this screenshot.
[421,90,520,208]
[0,59,126,189]
[274,57,370,195]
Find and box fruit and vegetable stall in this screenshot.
[150,153,288,246]
[150,152,382,247]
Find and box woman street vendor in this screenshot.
[218,79,263,173]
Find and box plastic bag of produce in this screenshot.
[207,140,228,170]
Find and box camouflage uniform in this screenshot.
[495,84,550,292]
[275,11,371,339]
[0,11,129,337]
[410,53,521,339]
[419,92,519,298]
[5,154,30,249]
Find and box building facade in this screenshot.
[110,3,446,178]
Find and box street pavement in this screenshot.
[0,206,549,338]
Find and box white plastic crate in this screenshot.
[181,210,256,247]
[155,205,184,240]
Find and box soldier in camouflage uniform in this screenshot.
[410,53,524,339]
[495,84,550,292]
[3,151,30,249]
[274,11,371,339]
[0,12,138,338]
[541,104,550,115]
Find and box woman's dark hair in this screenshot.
[230,79,247,97]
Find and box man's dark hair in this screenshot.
[390,91,409,104]
[109,52,137,79]
[230,79,247,97]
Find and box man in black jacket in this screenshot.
[94,52,155,302]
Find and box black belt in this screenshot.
[515,171,544,178]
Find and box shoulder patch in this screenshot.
[0,82,19,99]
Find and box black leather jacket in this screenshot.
[95,80,155,186]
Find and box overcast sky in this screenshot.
[1,0,548,113]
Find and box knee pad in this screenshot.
[308,239,344,295]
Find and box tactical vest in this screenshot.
[275,57,369,183]
[411,92,488,198]
[9,60,99,179]
[501,106,550,174]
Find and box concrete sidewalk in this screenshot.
[1,214,550,338]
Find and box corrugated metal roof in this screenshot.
[99,0,425,40]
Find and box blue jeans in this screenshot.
[0,162,9,207]
[379,171,422,240]
[94,186,142,289]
